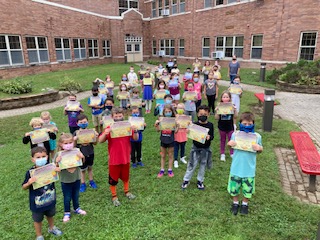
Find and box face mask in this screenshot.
[159,85,165,89]
[173,67,177,69]
[99,84,105,88]
[234,81,240,85]
[43,120,50,124]
[106,106,113,110]
[159,66,163,69]
[78,123,88,129]
[130,70,134,73]
[33,127,41,130]
[132,113,139,117]
[121,87,126,91]
[174,76,179,81]
[63,143,74,151]
[114,118,124,122]
[232,58,236,61]
[122,77,127,81]
[164,112,172,117]
[188,88,194,91]
[93,93,98,96]
[239,123,255,133]
[198,115,207,122]
[194,78,199,82]
[35,157,47,167]
[165,99,172,104]
[177,109,184,115]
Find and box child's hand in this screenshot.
[131,125,138,131]
[46,129,51,133]
[154,120,160,126]
[228,140,237,147]
[55,167,61,172]
[28,177,37,185]
[54,127,58,132]
[73,136,78,141]
[64,107,68,111]
[204,95,207,100]
[55,156,62,163]
[77,152,85,159]
[144,123,147,127]
[25,132,31,137]
[206,135,210,140]
[252,144,262,152]
[127,104,130,108]
[104,128,111,135]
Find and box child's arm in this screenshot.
[215,84,219,99]
[214,107,220,120]
[22,176,36,190]
[154,120,160,132]
[233,107,238,124]
[98,127,110,143]
[203,84,207,99]
[252,144,263,153]
[208,123,214,140]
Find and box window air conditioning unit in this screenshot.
[211,51,224,59]
[157,50,165,57]
[161,9,170,16]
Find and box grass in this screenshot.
[0,77,319,239]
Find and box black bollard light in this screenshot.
[262,89,275,132]
[260,62,266,82]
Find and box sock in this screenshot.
[123,181,129,194]
[233,201,239,205]
[110,185,117,200]
[242,201,248,206]
[168,169,172,171]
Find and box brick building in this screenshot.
[0,0,319,79]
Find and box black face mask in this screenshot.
[93,93,98,96]
[114,118,124,122]
[106,106,112,110]
[198,115,207,122]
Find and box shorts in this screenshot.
[171,93,180,101]
[92,114,102,127]
[227,175,255,199]
[32,206,56,222]
[80,153,94,170]
[161,142,174,148]
[109,163,130,185]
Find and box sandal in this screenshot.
[74,207,87,215]
[63,212,71,222]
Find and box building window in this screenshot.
[202,37,210,58]
[251,35,263,59]
[73,38,86,60]
[172,0,178,14]
[0,35,24,66]
[299,32,317,61]
[103,40,111,57]
[164,0,169,9]
[88,39,98,58]
[204,0,212,8]
[180,0,185,12]
[54,38,71,62]
[215,36,244,58]
[119,0,138,15]
[152,40,157,56]
[179,39,185,56]
[160,39,175,56]
[152,1,157,17]
[228,0,237,3]
[158,0,163,16]
[26,36,49,64]
[216,0,224,5]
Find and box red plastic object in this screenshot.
[290,132,320,175]
[254,93,277,105]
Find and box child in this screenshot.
[182,82,197,122]
[55,133,86,222]
[168,73,181,105]
[157,63,165,75]
[64,94,85,134]
[153,80,169,106]
[127,66,139,89]
[227,112,263,215]
[117,83,130,110]
[154,94,174,117]
[192,58,202,74]
[215,91,238,161]
[23,117,56,162]
[160,69,170,84]
[203,72,219,115]
[182,67,193,91]
[142,72,153,114]
[138,65,146,81]
[202,60,211,81]
[212,64,221,80]
[98,107,139,207]
[171,63,180,75]
[74,114,98,192]
[105,75,114,99]
[130,106,146,168]
[174,103,188,168]
[154,104,176,178]
[128,88,145,116]
[181,105,214,190]
[193,73,203,109]
[229,75,243,113]
[121,73,131,90]
[22,146,63,240]
[88,86,104,133]
[102,97,115,116]
[98,80,109,102]
[40,111,58,160]
[166,58,174,73]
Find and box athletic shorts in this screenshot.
[227,175,255,199]
[161,142,174,148]
[92,114,102,127]
[32,206,56,223]
[108,163,130,185]
[171,93,180,101]
[80,153,94,170]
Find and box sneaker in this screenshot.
[231,203,240,215]
[181,181,189,189]
[132,163,137,168]
[36,236,44,240]
[197,181,205,190]
[80,183,86,193]
[157,170,165,178]
[240,204,249,215]
[62,212,71,222]
[180,156,187,164]
[112,197,121,207]
[74,207,86,215]
[137,161,144,167]
[168,169,174,177]
[48,226,63,236]
[174,160,179,168]
[89,180,98,189]
[220,154,226,162]
[126,192,136,200]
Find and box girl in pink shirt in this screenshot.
[193,73,203,110]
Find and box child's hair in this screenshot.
[164,94,173,100]
[31,146,47,157]
[132,87,140,94]
[193,73,199,78]
[40,111,51,119]
[197,105,210,113]
[105,97,114,104]
[119,83,128,91]
[144,72,150,77]
[140,65,144,69]
[105,75,111,80]
[92,86,99,92]
[130,65,134,68]
[131,106,139,112]
[58,133,74,150]
[187,82,194,87]
[240,112,255,123]
[111,107,124,116]
[177,103,185,110]
[29,117,44,127]
[69,93,77,98]
[220,90,232,102]
[122,73,127,78]
[163,104,176,117]
[157,80,166,90]
[234,75,241,81]
[77,113,88,122]
[186,67,191,71]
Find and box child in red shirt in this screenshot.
[98,107,139,207]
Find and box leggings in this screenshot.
[174,141,186,160]
[206,94,216,113]
[219,130,234,155]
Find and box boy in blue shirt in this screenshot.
[227,112,263,215]
[88,86,104,133]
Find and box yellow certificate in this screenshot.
[129,117,145,131]
[159,117,176,130]
[99,87,108,95]
[30,129,50,144]
[233,131,257,152]
[176,115,191,128]
[110,121,132,138]
[229,84,242,94]
[76,129,96,144]
[130,98,142,107]
[117,91,129,100]
[187,124,209,144]
[161,76,170,83]
[102,115,114,129]
[143,77,152,85]
[43,124,56,132]
[58,148,83,170]
[90,96,102,106]
[29,163,59,190]
[105,81,114,88]
[66,101,80,111]
[184,91,197,101]
[217,102,234,115]
[155,90,166,99]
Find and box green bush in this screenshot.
[59,76,83,92]
[0,79,32,94]
[147,60,164,66]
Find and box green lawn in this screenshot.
[0,76,319,239]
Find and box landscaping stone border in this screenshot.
[277,80,320,94]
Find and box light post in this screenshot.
[262,89,275,132]
[260,62,266,82]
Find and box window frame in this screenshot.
[119,0,139,16]
[204,0,212,8]
[179,38,185,56]
[172,0,178,15]
[179,0,185,13]
[152,40,157,56]
[88,39,99,58]
[103,39,111,57]
[215,35,244,58]
[73,38,87,60]
[159,39,175,56]
[299,31,318,61]
[54,38,71,62]
[0,34,24,67]
[202,37,210,58]
[152,1,157,18]
[26,36,49,64]
[250,34,263,59]
[158,0,163,16]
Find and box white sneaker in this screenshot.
[174,160,179,168]
[220,154,226,161]
[180,156,187,164]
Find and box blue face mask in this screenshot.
[164,112,172,117]
[35,157,47,167]
[33,127,41,130]
[132,113,139,117]
[234,81,240,85]
[99,84,105,88]
[122,77,127,81]
[194,78,199,82]
[239,123,255,133]
[78,123,88,129]
[165,100,172,104]
[174,76,179,81]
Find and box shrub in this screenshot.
[59,76,83,92]
[0,79,32,94]
[147,60,164,66]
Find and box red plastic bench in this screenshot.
[290,132,320,192]
[254,93,277,105]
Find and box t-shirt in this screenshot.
[230,132,262,178]
[192,121,214,148]
[184,99,196,112]
[174,128,187,143]
[88,96,104,115]
[212,71,221,79]
[229,61,240,75]
[204,79,217,96]
[22,167,56,212]
[160,130,174,144]
[74,130,94,156]
[168,80,179,95]
[218,114,234,132]
[128,72,138,86]
[66,105,83,127]
[59,167,81,183]
[153,89,170,105]
[194,82,202,100]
